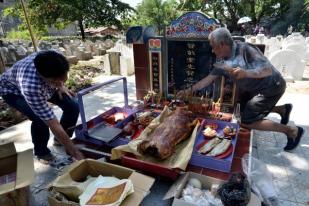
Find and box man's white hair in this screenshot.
[209,28,233,47]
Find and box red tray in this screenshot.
[121,153,181,180]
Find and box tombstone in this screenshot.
[283,43,307,61]
[256,34,265,44]
[102,54,111,75]
[57,47,66,55]
[269,49,305,81]
[94,40,106,51]
[26,47,35,55]
[77,45,93,60]
[73,47,93,61]
[158,12,222,100]
[63,44,73,56]
[83,40,94,53]
[51,44,60,51]
[51,40,59,46]
[38,41,52,50]
[58,41,65,48]
[15,45,27,60]
[73,39,82,45]
[264,37,281,58]
[106,50,120,75]
[0,50,5,73]
[250,36,256,44]
[120,55,134,76]
[92,46,106,56]
[46,42,53,50]
[77,45,86,52]
[62,39,70,45]
[283,32,306,48]
[0,47,9,65]
[304,49,309,65]
[119,44,134,76]
[83,51,93,60]
[27,41,33,48]
[7,44,17,64]
[69,44,79,55]
[66,55,78,65]
[104,39,114,49]
[95,40,104,45]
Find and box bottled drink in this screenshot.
[232,103,241,123]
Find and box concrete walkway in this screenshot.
[0,74,308,205]
[252,93,309,206]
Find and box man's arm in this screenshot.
[235,43,273,79]
[47,118,84,160]
[177,74,218,98]
[230,66,272,79]
[192,74,218,91]
[245,66,272,78]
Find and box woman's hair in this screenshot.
[209,28,233,48]
[34,50,69,78]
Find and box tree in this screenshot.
[178,0,308,35]
[128,0,180,35]
[177,0,247,32]
[270,0,309,35]
[177,0,208,11]
[3,3,47,39]
[5,0,134,40]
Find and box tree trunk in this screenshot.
[249,0,256,24]
[78,19,85,40]
[0,53,5,74]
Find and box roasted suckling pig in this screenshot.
[137,107,196,159]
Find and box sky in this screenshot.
[121,0,142,8]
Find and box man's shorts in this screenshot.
[239,83,286,124]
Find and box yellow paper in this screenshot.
[79,176,134,206]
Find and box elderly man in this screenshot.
[0,50,84,163]
[178,27,304,151]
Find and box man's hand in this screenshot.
[229,67,247,79]
[66,145,85,160]
[47,119,85,161]
[57,86,75,99]
[176,89,190,99]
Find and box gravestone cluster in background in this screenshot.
[246,32,309,81]
[0,37,135,76]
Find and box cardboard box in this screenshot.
[164,172,261,206]
[48,159,155,206]
[0,142,34,206]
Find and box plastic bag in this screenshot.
[218,173,251,206]
[242,154,279,206]
[181,185,223,206]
